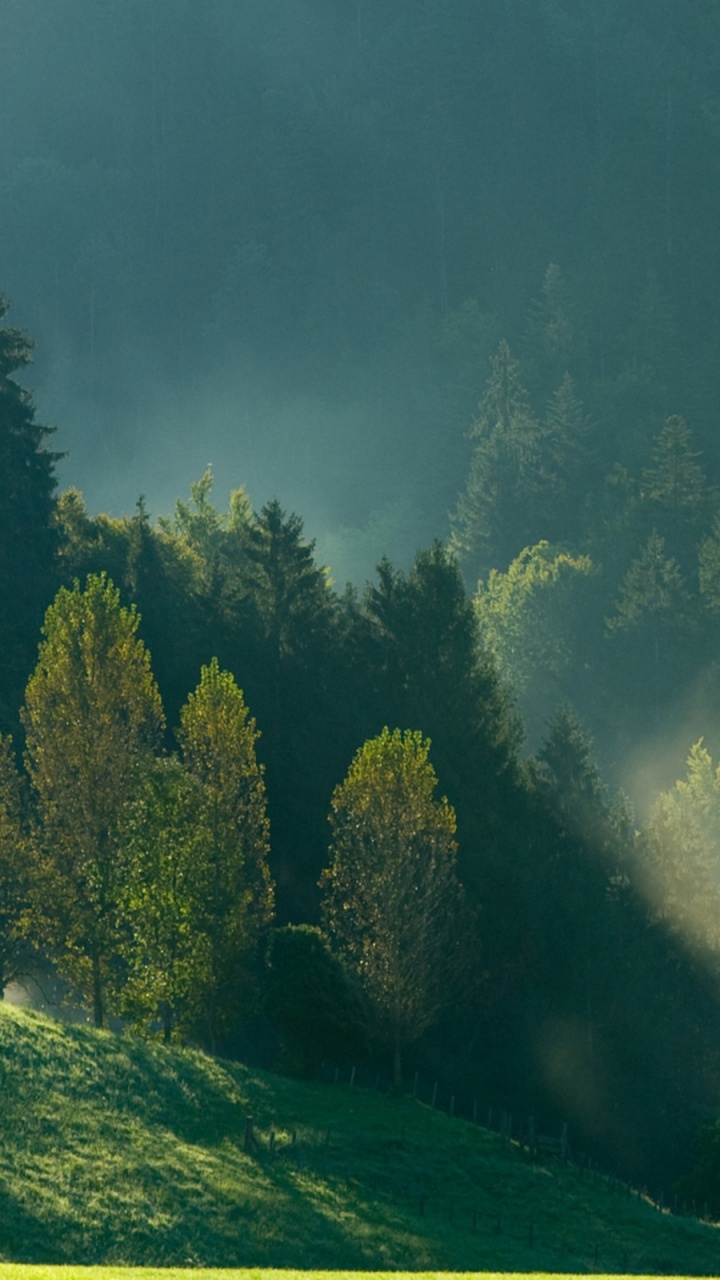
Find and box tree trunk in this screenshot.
[92,950,104,1029]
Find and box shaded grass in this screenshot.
[0,1003,719,1273]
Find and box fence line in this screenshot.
[314,1059,712,1225]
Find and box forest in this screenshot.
[4,0,720,1208]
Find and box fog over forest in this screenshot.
[10,0,720,1198]
[6,2,720,584]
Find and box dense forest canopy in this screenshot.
[5,0,720,1205]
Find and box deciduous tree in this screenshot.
[320,726,469,1086]
[177,657,273,1049]
[22,573,164,1026]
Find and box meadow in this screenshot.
[0,1003,718,1275]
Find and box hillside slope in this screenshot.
[0,1003,718,1274]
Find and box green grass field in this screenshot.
[0,1273,710,1280]
[0,1002,718,1274]
[0,1271,708,1280]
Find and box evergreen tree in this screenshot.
[22,574,164,1026]
[521,263,584,399]
[364,542,521,890]
[639,415,711,568]
[0,296,61,729]
[606,530,691,726]
[451,340,545,577]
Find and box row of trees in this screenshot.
[2,572,470,1077]
[451,316,720,761]
[4,574,273,1046]
[4,294,720,1190]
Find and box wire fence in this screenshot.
[247,1059,717,1230]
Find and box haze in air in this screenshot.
[6,0,720,1221]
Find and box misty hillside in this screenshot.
[8,0,720,1240]
[3,1,720,563]
[2,999,720,1274]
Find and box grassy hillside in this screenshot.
[0,1003,719,1274]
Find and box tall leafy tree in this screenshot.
[320,726,469,1086]
[474,542,597,746]
[177,657,273,1049]
[22,573,164,1026]
[642,740,720,961]
[363,542,520,891]
[117,757,215,1042]
[0,734,30,996]
[0,295,61,729]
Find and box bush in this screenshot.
[263,925,366,1075]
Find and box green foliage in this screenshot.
[321,728,469,1081]
[678,1120,720,1220]
[245,499,333,665]
[21,573,165,1026]
[116,757,216,1042]
[0,296,60,730]
[451,340,544,575]
[606,527,687,628]
[474,541,596,742]
[363,542,520,890]
[0,734,30,993]
[642,739,720,961]
[178,657,274,1049]
[264,924,365,1075]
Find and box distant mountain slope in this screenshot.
[0,1003,718,1273]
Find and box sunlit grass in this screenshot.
[0,1270,709,1280]
[0,1002,718,1273]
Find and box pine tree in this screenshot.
[451,340,545,577]
[640,416,710,568]
[0,296,61,729]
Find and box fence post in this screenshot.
[244,1117,258,1153]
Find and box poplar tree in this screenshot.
[177,657,273,1049]
[320,727,469,1087]
[117,757,215,1042]
[22,573,164,1026]
[0,734,29,996]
